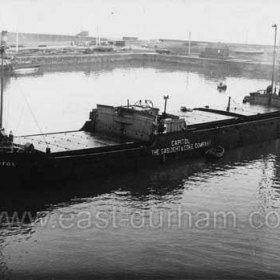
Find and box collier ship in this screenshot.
[2,94,280,181]
[1,28,280,182]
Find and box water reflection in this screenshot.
[0,238,9,279]
[258,155,280,210]
[0,139,279,226]
[0,139,280,278]
[0,140,280,278]
[11,69,44,80]
[1,73,11,92]
[12,59,268,83]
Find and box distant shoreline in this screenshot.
[15,52,274,78]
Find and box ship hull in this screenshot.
[2,110,280,184]
[243,91,280,107]
[0,144,154,184]
[13,65,40,75]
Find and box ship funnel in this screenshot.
[1,31,8,47]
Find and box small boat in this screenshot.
[205,146,225,159]
[12,64,40,75]
[217,82,227,90]
[232,48,264,55]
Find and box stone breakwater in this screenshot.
[17,53,137,65]
[17,52,273,75]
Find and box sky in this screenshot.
[0,0,280,45]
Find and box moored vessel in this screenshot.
[243,88,280,107]
[3,88,280,182]
[232,48,264,55]
[217,82,227,91]
[12,64,40,75]
[243,24,280,107]
[205,145,225,159]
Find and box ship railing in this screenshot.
[0,142,23,152]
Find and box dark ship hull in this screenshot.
[2,105,280,183]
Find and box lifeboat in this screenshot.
[205,146,225,159]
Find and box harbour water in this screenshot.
[1,61,280,279]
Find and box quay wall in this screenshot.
[17,52,273,75]
[17,53,137,65]
[133,53,273,73]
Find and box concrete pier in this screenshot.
[16,52,273,75]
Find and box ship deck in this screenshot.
[14,107,280,153]
[15,131,131,153]
[181,110,233,125]
[181,106,280,126]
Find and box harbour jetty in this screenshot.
[2,29,276,76]
[15,52,275,76]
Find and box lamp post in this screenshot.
[270,24,277,105]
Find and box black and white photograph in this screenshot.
[1,0,280,279]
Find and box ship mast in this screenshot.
[270,24,277,105]
[0,44,4,128]
[0,30,8,129]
